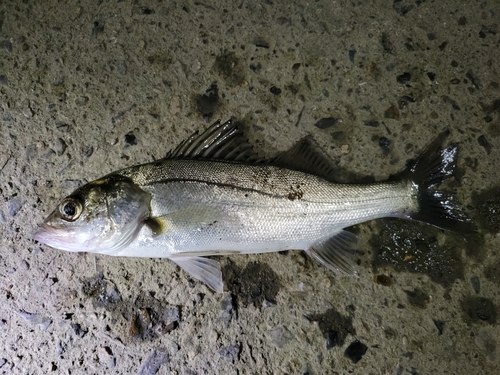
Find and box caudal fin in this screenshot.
[405,130,476,232]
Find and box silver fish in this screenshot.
[34,120,474,292]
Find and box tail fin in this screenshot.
[405,130,476,232]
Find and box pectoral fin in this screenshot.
[306,230,358,276]
[169,256,223,293]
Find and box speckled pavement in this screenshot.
[1,1,499,374]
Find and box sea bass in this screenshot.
[34,120,474,292]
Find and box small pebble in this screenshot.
[344,340,368,363]
[54,138,67,155]
[137,349,169,375]
[41,149,56,159]
[19,260,29,271]
[396,72,411,84]
[124,132,138,146]
[270,86,282,95]
[8,198,22,217]
[314,117,341,129]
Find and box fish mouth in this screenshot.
[33,223,80,251]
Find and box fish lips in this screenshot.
[33,223,83,252]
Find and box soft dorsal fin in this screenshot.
[166,119,265,162]
[273,137,339,182]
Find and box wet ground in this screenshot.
[1,0,499,374]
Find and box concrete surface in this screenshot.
[1,0,499,374]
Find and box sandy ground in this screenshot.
[1,0,499,374]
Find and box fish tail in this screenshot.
[404,130,476,232]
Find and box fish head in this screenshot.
[34,177,150,254]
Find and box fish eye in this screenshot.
[59,198,82,221]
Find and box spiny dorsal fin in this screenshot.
[273,136,340,182]
[166,119,265,163]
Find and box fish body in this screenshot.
[34,120,474,292]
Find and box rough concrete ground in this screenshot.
[0,0,499,374]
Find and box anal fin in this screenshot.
[169,256,223,293]
[306,230,358,276]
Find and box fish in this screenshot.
[34,120,475,293]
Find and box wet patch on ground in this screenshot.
[81,272,122,309]
[222,260,281,308]
[460,296,497,325]
[81,273,180,342]
[370,220,482,287]
[471,185,500,234]
[306,307,356,350]
[213,51,246,87]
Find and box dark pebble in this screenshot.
[0,74,7,86]
[470,276,480,294]
[326,331,339,349]
[270,86,282,95]
[450,78,460,84]
[363,120,380,127]
[314,117,340,129]
[427,72,436,81]
[379,137,390,150]
[384,105,400,120]
[71,323,87,338]
[124,132,138,146]
[374,274,392,286]
[348,49,356,63]
[433,319,444,335]
[196,83,219,122]
[477,135,491,154]
[92,20,104,36]
[344,340,368,363]
[466,70,482,89]
[139,7,154,15]
[396,72,411,84]
[83,145,94,158]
